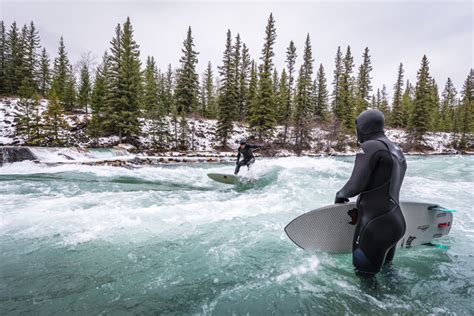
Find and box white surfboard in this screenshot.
[285,202,454,253]
[207,173,241,185]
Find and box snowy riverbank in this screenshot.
[1,97,471,162]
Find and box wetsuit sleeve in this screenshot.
[249,144,262,149]
[236,150,241,163]
[336,141,383,199]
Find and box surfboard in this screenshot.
[285,202,454,253]
[207,173,241,185]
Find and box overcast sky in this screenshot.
[1,0,472,98]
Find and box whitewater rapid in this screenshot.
[0,156,473,314]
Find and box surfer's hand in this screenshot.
[347,208,358,225]
[335,193,349,204]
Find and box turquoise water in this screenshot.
[0,156,473,314]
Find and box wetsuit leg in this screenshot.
[246,157,255,170]
[385,245,396,263]
[234,160,248,175]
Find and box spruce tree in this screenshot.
[332,46,344,118]
[89,52,110,137]
[355,47,373,115]
[51,36,74,107]
[276,68,289,124]
[78,63,91,113]
[143,56,159,113]
[42,89,68,146]
[21,21,40,93]
[0,21,6,94]
[5,22,23,94]
[272,68,279,95]
[232,33,241,119]
[401,80,414,128]
[391,63,404,128]
[160,64,175,115]
[202,61,216,118]
[246,60,258,120]
[216,29,237,147]
[175,26,199,114]
[282,40,297,144]
[38,48,50,96]
[238,43,251,120]
[379,85,389,120]
[339,46,355,129]
[62,64,76,111]
[249,13,277,140]
[293,34,314,151]
[440,77,457,132]
[459,69,473,148]
[315,63,329,120]
[410,55,432,143]
[429,78,441,131]
[15,93,41,144]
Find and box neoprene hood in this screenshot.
[355,109,385,143]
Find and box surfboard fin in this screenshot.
[423,242,450,250]
[428,205,457,213]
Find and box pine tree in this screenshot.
[293,34,314,151]
[249,13,277,140]
[78,63,91,113]
[20,21,40,93]
[379,84,389,120]
[355,47,373,115]
[202,61,216,118]
[459,69,473,148]
[238,43,251,120]
[89,52,110,137]
[5,22,23,94]
[401,80,414,128]
[314,63,329,120]
[175,26,199,114]
[38,48,50,96]
[0,21,6,94]
[410,55,433,143]
[178,111,189,149]
[62,64,76,111]
[246,60,258,120]
[143,56,159,113]
[216,29,237,147]
[276,68,289,124]
[160,64,175,115]
[281,40,297,144]
[272,68,279,95]
[42,90,68,146]
[391,63,404,128]
[429,78,441,131]
[103,18,142,142]
[15,93,41,143]
[440,77,457,132]
[232,33,241,119]
[339,46,355,129]
[332,46,344,119]
[51,36,73,106]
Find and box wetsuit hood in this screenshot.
[355,109,385,143]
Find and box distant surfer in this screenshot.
[234,139,261,175]
[335,109,407,276]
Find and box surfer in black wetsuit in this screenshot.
[234,139,261,175]
[335,109,407,276]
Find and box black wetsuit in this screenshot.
[234,144,260,175]
[336,112,407,275]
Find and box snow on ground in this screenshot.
[0,97,467,155]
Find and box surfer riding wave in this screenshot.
[234,139,262,175]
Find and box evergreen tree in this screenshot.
[78,63,91,113]
[216,29,237,147]
[272,68,279,95]
[440,77,457,132]
[379,84,389,119]
[0,21,6,94]
[5,22,23,94]
[103,18,142,142]
[160,64,175,115]
[355,47,373,115]
[14,93,41,143]
[89,52,110,137]
[332,46,344,118]
[38,48,50,96]
[459,69,473,148]
[410,55,433,143]
[401,80,414,128]
[62,64,76,111]
[178,111,189,149]
[51,36,73,106]
[276,68,289,124]
[314,63,329,120]
[293,34,314,151]
[21,21,40,93]
[246,60,258,120]
[175,26,199,113]
[249,13,277,140]
[232,33,241,119]
[143,56,159,113]
[42,90,68,146]
[429,78,441,131]
[391,63,404,128]
[238,43,251,119]
[339,46,355,129]
[281,40,297,144]
[202,61,216,118]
